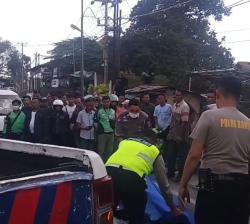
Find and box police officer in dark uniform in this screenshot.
[106,137,182,224]
[179,76,250,224]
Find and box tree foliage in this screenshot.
[120,0,234,89]
[0,38,30,83]
[48,37,102,74]
[0,39,12,75]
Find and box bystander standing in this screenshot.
[63,94,76,119]
[116,98,150,141]
[24,98,44,143]
[154,94,172,133]
[4,99,25,140]
[22,95,32,116]
[167,90,190,181]
[39,97,52,144]
[141,94,155,128]
[95,96,116,162]
[116,96,127,119]
[70,97,84,147]
[109,94,119,111]
[76,98,95,151]
[50,99,71,147]
[206,91,217,110]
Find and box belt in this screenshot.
[107,164,146,178]
[212,173,249,181]
[106,164,133,172]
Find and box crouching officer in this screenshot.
[106,137,182,224]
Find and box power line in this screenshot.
[217,27,250,33]
[25,43,53,47]
[120,0,193,26]
[225,39,250,44]
[131,0,193,19]
[228,0,245,7]
[229,0,250,8]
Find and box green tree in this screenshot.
[0,38,30,87]
[121,0,234,90]
[48,37,102,74]
[0,39,12,75]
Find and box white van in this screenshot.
[0,90,21,132]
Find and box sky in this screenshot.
[0,0,250,66]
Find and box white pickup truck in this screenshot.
[0,139,114,224]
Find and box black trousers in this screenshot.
[165,140,189,177]
[107,167,147,224]
[51,133,70,147]
[195,177,250,224]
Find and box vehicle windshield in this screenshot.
[0,95,20,115]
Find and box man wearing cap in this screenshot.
[109,94,119,111]
[115,98,150,142]
[4,99,26,140]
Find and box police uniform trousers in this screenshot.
[107,166,147,224]
[195,174,250,224]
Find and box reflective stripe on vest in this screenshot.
[106,139,160,178]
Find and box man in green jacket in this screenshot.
[95,96,116,162]
[4,99,26,140]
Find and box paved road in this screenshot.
[170,175,198,215]
[170,175,250,224]
[114,174,250,224]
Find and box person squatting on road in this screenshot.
[106,137,182,224]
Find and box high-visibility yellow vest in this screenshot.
[106,138,160,178]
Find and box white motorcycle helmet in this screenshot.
[53,99,64,106]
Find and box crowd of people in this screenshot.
[3,89,192,169]
[2,75,250,224]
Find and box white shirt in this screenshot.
[207,104,218,110]
[63,105,76,119]
[76,110,95,140]
[172,100,190,122]
[29,111,37,134]
[154,104,173,130]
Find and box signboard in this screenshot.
[51,79,59,88]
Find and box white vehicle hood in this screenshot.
[0,116,6,132]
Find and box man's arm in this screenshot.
[154,117,159,129]
[179,111,210,210]
[180,105,190,140]
[154,155,175,209]
[180,140,203,188]
[179,140,203,209]
[115,117,125,138]
[153,107,159,129]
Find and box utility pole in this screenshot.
[112,0,122,83]
[38,53,40,65]
[103,0,109,84]
[93,0,111,84]
[80,0,85,96]
[72,39,76,74]
[21,43,24,92]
